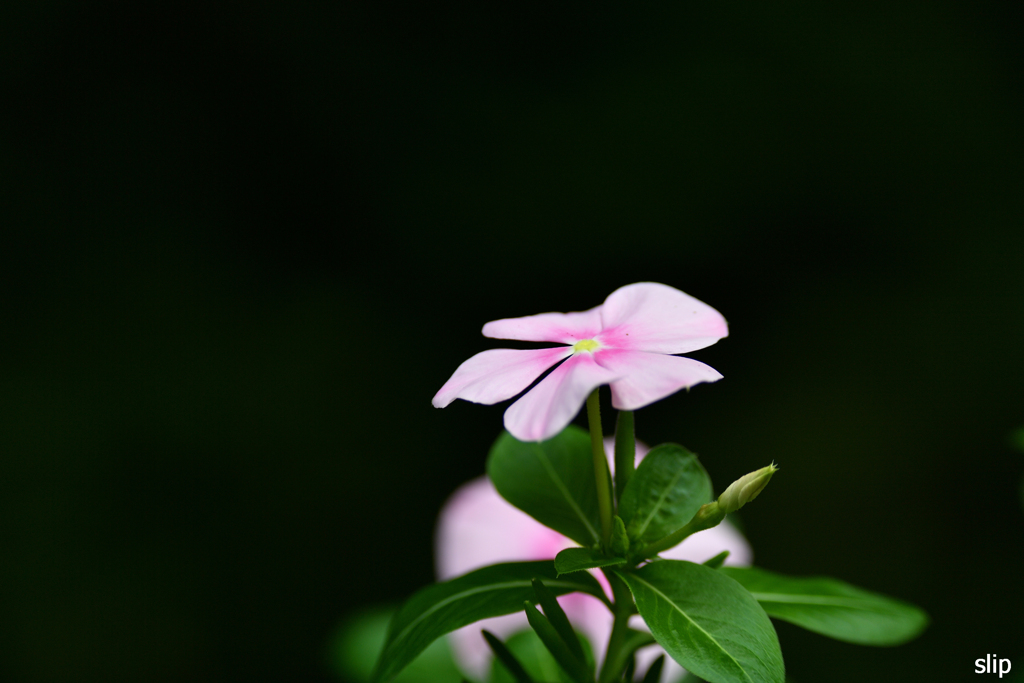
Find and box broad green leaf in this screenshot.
[719,567,929,646]
[487,428,602,546]
[617,444,712,545]
[491,629,596,683]
[554,547,626,576]
[617,561,784,683]
[371,561,604,683]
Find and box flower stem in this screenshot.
[613,410,635,501]
[598,570,635,683]
[635,501,726,560]
[586,388,614,549]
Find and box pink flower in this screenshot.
[432,283,728,442]
[435,439,752,682]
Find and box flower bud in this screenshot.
[717,463,778,514]
[610,515,630,557]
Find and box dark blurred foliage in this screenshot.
[1,2,1023,681]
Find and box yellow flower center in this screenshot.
[572,339,600,354]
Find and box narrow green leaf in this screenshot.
[703,551,730,569]
[617,560,785,683]
[483,630,537,683]
[525,602,592,683]
[623,657,636,683]
[370,561,605,683]
[555,547,626,576]
[617,444,712,545]
[719,567,929,646]
[487,428,603,546]
[641,655,665,683]
[491,630,595,683]
[532,578,588,669]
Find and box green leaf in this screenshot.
[327,605,463,683]
[483,630,537,683]
[525,601,592,683]
[487,428,602,546]
[703,551,730,569]
[641,655,665,683]
[719,567,929,646]
[491,629,595,683]
[371,561,605,683]
[623,657,636,683]
[554,547,626,576]
[617,561,784,683]
[617,444,712,545]
[532,579,588,668]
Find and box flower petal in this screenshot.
[596,349,723,411]
[503,353,621,442]
[597,282,728,354]
[432,346,573,408]
[482,306,604,344]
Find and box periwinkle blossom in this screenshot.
[435,439,752,682]
[433,283,728,442]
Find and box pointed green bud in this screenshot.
[610,515,629,557]
[703,550,730,569]
[718,463,778,514]
[689,501,725,531]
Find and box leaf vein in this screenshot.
[750,592,883,610]
[629,573,754,683]
[634,467,684,537]
[532,443,599,543]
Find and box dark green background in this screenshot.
[2,2,1022,681]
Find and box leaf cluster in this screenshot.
[371,427,928,683]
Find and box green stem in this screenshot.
[635,501,726,561]
[586,388,614,549]
[598,571,636,683]
[613,410,635,501]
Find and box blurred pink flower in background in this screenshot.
[432,283,728,442]
[435,439,751,682]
